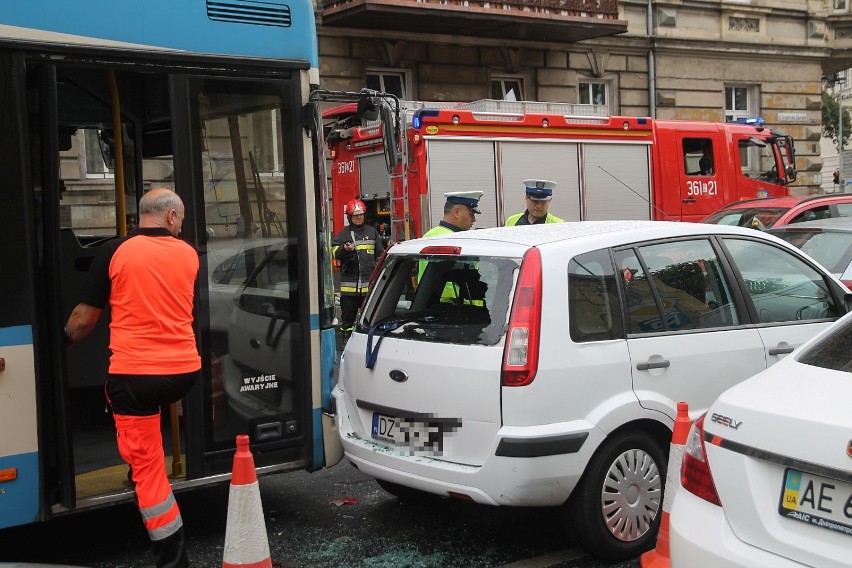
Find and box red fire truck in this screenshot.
[324,100,797,241]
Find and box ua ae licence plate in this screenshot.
[779,467,852,536]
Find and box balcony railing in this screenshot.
[321,0,627,43]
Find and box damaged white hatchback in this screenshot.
[332,221,851,560]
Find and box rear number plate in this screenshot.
[371,413,443,455]
[779,467,852,536]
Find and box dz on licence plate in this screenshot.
[778,467,852,536]
[371,412,443,456]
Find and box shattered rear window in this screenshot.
[358,254,521,346]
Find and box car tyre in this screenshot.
[563,430,666,560]
[376,479,440,503]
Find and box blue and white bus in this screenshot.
[0,0,371,530]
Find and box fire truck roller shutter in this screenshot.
[426,140,497,229]
[582,143,652,221]
[499,141,581,223]
[359,153,391,202]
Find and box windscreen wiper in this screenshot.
[364,315,434,369]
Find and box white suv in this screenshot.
[332,221,851,560]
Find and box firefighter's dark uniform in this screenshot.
[79,227,199,568]
[332,223,384,332]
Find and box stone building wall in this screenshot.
[317,0,839,194]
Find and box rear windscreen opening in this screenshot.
[359,254,521,345]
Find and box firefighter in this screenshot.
[505,179,565,226]
[64,188,199,568]
[332,198,384,336]
[423,190,483,237]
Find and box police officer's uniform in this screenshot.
[505,179,565,226]
[423,191,483,237]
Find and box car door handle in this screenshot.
[682,198,696,204]
[636,359,671,371]
[768,345,794,356]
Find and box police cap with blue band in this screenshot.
[445,191,483,214]
[523,179,556,201]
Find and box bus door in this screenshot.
[32,61,152,509]
[180,76,316,474]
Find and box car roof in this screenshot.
[390,220,776,253]
[769,216,852,232]
[718,193,852,211]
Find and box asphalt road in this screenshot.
[0,460,642,568]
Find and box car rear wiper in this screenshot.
[364,315,434,369]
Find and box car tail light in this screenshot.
[419,245,461,255]
[841,279,852,292]
[502,248,542,387]
[681,414,721,506]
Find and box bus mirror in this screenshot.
[356,93,380,121]
[380,101,399,174]
[786,164,797,182]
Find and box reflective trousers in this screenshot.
[107,372,197,568]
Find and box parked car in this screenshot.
[669,309,852,568]
[767,217,852,290]
[332,220,851,560]
[701,193,852,230]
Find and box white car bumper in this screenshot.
[670,488,807,568]
[333,387,598,507]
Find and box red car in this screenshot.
[701,193,852,230]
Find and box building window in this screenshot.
[366,69,407,99]
[726,85,765,172]
[83,128,115,179]
[725,86,756,122]
[579,81,607,106]
[491,75,524,101]
[834,0,847,11]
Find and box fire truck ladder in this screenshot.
[388,107,411,243]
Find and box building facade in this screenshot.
[317,0,852,194]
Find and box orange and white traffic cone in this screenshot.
[222,435,273,568]
[641,401,692,568]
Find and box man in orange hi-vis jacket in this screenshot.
[64,187,199,568]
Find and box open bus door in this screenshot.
[11,54,340,522]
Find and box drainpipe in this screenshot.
[647,0,656,118]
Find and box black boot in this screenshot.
[152,526,188,568]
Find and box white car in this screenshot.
[332,221,851,560]
[670,309,852,567]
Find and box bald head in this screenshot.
[139,188,186,236]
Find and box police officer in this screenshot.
[420,191,483,302]
[505,179,565,226]
[332,198,384,335]
[423,190,483,237]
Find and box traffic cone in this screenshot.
[641,401,692,568]
[222,435,273,568]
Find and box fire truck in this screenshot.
[324,99,797,241]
